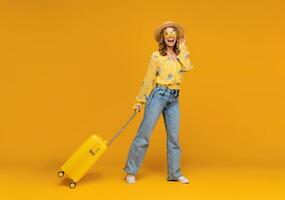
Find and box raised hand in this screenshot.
[179,34,187,45]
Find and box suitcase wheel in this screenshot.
[57,171,65,178]
[69,181,76,189]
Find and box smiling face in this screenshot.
[163,27,178,47]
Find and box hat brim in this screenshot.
[154,21,184,42]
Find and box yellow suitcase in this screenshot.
[57,112,136,188]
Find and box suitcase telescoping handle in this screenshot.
[107,111,137,146]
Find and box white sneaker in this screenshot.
[177,176,190,184]
[125,174,136,184]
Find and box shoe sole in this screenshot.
[167,179,189,184]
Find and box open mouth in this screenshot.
[168,39,175,43]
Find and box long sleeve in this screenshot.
[177,43,194,72]
[135,52,158,104]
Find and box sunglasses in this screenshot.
[163,31,178,38]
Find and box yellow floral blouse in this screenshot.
[134,43,194,107]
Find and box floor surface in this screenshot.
[1,161,284,200]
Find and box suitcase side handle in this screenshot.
[107,111,137,146]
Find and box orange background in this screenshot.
[0,0,284,198]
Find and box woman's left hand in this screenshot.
[179,34,187,45]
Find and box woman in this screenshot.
[123,21,194,184]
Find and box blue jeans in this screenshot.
[123,85,182,180]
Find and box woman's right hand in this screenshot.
[133,103,142,113]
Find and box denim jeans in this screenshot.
[123,85,182,180]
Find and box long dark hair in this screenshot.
[158,26,181,56]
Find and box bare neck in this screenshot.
[166,46,175,54]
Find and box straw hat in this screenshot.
[154,21,184,42]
